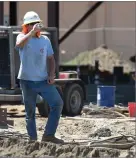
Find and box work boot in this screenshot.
[41,135,64,144]
[28,137,37,143]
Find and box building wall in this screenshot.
[4,1,9,15]
[95,2,136,60]
[59,1,96,62]
[3,1,136,64]
[17,1,48,26]
[4,1,48,26]
[59,1,136,62]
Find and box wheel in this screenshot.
[36,95,49,117]
[64,83,84,116]
[36,86,63,117]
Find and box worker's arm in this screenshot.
[16,23,41,48]
[16,30,35,48]
[132,72,136,81]
[46,37,55,84]
[48,55,56,78]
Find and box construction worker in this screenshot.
[16,11,64,143]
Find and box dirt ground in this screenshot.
[0,104,136,158]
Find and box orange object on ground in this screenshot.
[128,102,136,117]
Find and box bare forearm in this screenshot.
[48,56,56,77]
[16,30,34,48]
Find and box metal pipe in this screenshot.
[54,29,59,79]
[0,2,4,25]
[9,2,17,25]
[9,27,16,89]
[48,2,59,38]
[48,2,59,77]
[59,1,103,44]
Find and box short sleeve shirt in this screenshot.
[16,33,54,81]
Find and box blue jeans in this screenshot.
[20,79,63,140]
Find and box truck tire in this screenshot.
[37,99,49,117]
[64,83,84,116]
[36,86,63,117]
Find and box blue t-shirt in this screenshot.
[16,33,54,81]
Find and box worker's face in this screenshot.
[27,22,38,32]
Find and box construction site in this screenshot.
[0,1,136,158]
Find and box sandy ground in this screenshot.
[0,104,136,158]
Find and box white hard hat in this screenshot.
[22,11,42,26]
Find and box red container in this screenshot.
[59,73,69,79]
[128,102,136,117]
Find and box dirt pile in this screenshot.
[88,128,112,137]
[0,104,135,158]
[81,105,129,118]
[64,46,134,73]
[0,137,135,158]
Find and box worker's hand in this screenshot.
[30,23,41,36]
[33,23,42,31]
[31,23,41,35]
[47,75,55,84]
[132,74,136,81]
